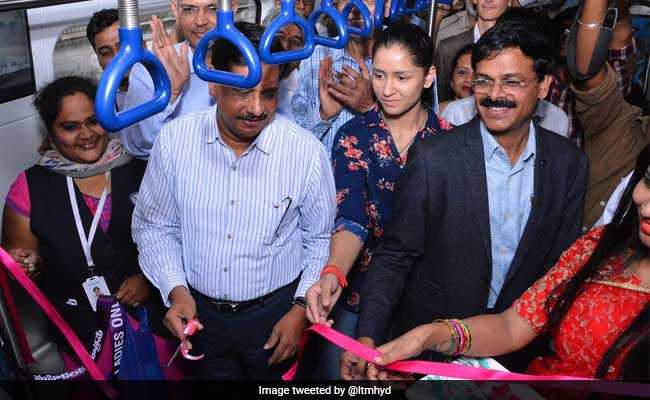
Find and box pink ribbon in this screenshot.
[181,319,204,361]
[0,246,117,399]
[284,324,650,397]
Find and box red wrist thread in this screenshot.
[320,264,348,288]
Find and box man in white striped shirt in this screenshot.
[132,22,336,379]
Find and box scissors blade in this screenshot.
[165,343,182,368]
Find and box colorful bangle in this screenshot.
[320,264,348,288]
[434,319,472,356]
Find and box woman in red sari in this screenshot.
[368,146,650,381]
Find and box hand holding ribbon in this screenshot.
[181,319,204,361]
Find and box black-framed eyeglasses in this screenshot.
[470,76,539,95]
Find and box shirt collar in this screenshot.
[473,24,481,43]
[206,105,274,156]
[479,120,536,164]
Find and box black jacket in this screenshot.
[357,117,588,365]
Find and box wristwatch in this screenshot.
[292,296,307,308]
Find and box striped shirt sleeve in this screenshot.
[132,127,187,307]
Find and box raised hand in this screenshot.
[150,15,190,102]
[319,57,343,121]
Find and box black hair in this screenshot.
[210,22,287,80]
[545,144,650,379]
[33,76,97,133]
[617,325,649,381]
[372,22,434,106]
[86,8,119,49]
[473,8,555,81]
[451,44,474,75]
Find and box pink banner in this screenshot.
[0,246,117,399]
[284,323,650,398]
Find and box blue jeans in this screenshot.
[313,305,358,380]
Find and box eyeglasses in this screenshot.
[178,4,219,18]
[59,115,100,132]
[470,76,539,95]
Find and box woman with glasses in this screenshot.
[1,76,182,378]
[368,144,650,382]
[304,22,452,379]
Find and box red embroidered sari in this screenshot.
[512,227,649,379]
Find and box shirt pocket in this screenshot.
[241,195,295,246]
[261,196,295,246]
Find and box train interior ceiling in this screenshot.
[0,0,271,228]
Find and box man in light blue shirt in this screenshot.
[291,0,376,153]
[133,23,336,380]
[121,0,222,159]
[481,121,536,308]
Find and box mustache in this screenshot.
[237,113,268,121]
[480,97,517,109]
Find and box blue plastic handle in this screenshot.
[373,0,386,30]
[388,0,405,22]
[400,0,430,16]
[306,0,348,49]
[259,0,315,64]
[341,0,373,37]
[95,28,171,132]
[193,10,262,88]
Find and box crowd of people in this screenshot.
[0,0,648,386]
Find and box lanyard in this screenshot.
[66,172,110,269]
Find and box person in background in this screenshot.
[440,9,570,138]
[121,0,237,159]
[86,9,127,110]
[305,22,452,379]
[345,16,588,378]
[438,44,473,114]
[569,0,650,232]
[132,23,336,380]
[292,0,377,154]
[272,22,305,119]
[1,76,179,378]
[435,0,476,48]
[370,144,650,382]
[435,0,512,101]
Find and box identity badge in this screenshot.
[82,276,111,312]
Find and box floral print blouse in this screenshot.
[512,226,650,379]
[332,104,452,312]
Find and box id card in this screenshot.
[82,276,111,312]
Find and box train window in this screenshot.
[53,2,258,82]
[0,10,36,104]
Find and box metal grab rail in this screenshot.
[193,0,262,88]
[259,0,315,63]
[95,0,171,132]
[306,0,349,49]
[341,0,373,37]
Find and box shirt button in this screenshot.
[230,200,236,206]
[227,233,233,239]
[223,266,229,272]
[231,165,237,171]
[501,246,507,254]
[505,212,511,220]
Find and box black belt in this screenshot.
[190,278,297,313]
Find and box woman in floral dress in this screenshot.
[304,22,452,379]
